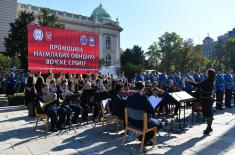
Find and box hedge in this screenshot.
[7,93,25,106]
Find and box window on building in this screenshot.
[66,13,73,17]
[106,36,111,50]
[106,54,111,65]
[31,6,38,11]
[58,11,64,16]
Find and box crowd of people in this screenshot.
[15,67,235,144]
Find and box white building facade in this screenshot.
[0,1,123,68]
[0,0,17,52]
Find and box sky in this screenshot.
[18,0,235,51]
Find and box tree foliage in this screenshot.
[223,38,235,71]
[4,9,65,69]
[38,8,65,28]
[147,32,208,72]
[121,45,145,80]
[4,11,35,69]
[0,54,21,68]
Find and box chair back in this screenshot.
[125,108,148,130]
[101,99,111,115]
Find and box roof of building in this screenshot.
[90,4,111,20]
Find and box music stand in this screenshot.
[77,89,97,128]
[169,91,195,131]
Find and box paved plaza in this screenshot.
[1,105,235,155]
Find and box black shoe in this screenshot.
[203,128,213,135]
[226,106,232,108]
[145,141,154,146]
[50,128,57,132]
[137,136,153,146]
[216,107,223,110]
[71,119,78,124]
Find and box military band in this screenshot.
[29,68,235,135]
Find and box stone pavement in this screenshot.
[1,105,235,155]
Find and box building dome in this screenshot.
[90,4,111,20]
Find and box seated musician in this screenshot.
[49,79,57,93]
[36,83,67,131]
[127,81,162,144]
[94,78,109,103]
[109,82,127,119]
[57,79,81,124]
[80,79,99,121]
[165,79,181,115]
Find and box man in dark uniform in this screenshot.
[224,70,233,108]
[36,83,67,131]
[57,79,81,124]
[110,82,127,120]
[127,82,162,144]
[215,68,225,110]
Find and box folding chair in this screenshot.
[101,99,123,134]
[123,108,157,152]
[35,102,49,131]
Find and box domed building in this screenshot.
[0,1,123,68]
[90,4,112,20]
[202,35,215,58]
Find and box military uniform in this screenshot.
[224,73,233,108]
[215,73,225,110]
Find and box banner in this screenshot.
[27,25,99,74]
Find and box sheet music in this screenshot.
[170,93,183,102]
[176,91,194,100]
[102,99,109,108]
[169,91,195,102]
[148,96,162,109]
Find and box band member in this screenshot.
[158,72,168,89]
[46,73,55,85]
[185,69,216,135]
[80,76,99,121]
[110,82,127,119]
[24,70,36,107]
[215,68,225,110]
[36,83,67,131]
[35,72,44,94]
[174,72,183,90]
[49,79,57,93]
[224,70,233,108]
[77,74,84,91]
[127,82,162,144]
[233,74,235,106]
[193,70,202,83]
[57,79,81,124]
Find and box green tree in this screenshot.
[121,45,145,66]
[157,32,184,72]
[121,45,145,79]
[38,8,65,28]
[189,44,209,71]
[0,54,21,68]
[146,42,161,69]
[4,11,35,69]
[224,38,235,71]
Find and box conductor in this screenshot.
[184,69,216,135]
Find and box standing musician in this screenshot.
[35,72,44,94]
[184,69,216,135]
[224,70,233,108]
[36,83,67,131]
[24,70,36,107]
[215,68,225,110]
[57,79,82,124]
